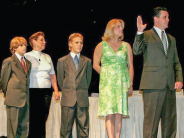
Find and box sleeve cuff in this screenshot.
[137,32,144,35]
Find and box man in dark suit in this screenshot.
[57,33,92,138]
[133,7,183,138]
[1,37,31,138]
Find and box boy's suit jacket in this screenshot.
[57,54,92,107]
[1,54,31,107]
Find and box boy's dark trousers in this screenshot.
[60,102,89,138]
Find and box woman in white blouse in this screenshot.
[25,31,60,138]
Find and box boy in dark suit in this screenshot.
[1,37,31,138]
[57,33,92,138]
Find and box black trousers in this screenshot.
[28,88,52,138]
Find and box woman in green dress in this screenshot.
[93,19,134,138]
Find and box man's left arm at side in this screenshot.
[173,38,183,89]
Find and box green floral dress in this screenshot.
[98,41,131,117]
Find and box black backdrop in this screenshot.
[0,0,183,94]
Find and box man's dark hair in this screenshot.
[152,7,168,19]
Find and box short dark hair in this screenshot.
[152,7,168,18]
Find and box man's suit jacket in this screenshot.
[1,54,31,107]
[133,28,183,91]
[57,54,92,107]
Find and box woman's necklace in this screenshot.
[32,50,42,61]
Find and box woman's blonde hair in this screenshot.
[68,33,83,51]
[29,31,45,48]
[10,37,28,54]
[102,19,125,41]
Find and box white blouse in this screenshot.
[24,50,55,88]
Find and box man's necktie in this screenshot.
[74,55,79,70]
[21,57,27,73]
[161,31,168,55]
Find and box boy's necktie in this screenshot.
[21,57,27,73]
[74,55,79,70]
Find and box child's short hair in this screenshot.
[68,33,83,51]
[10,37,28,54]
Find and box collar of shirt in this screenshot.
[15,52,25,63]
[70,52,80,59]
[32,50,42,56]
[153,26,166,39]
[153,26,168,46]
